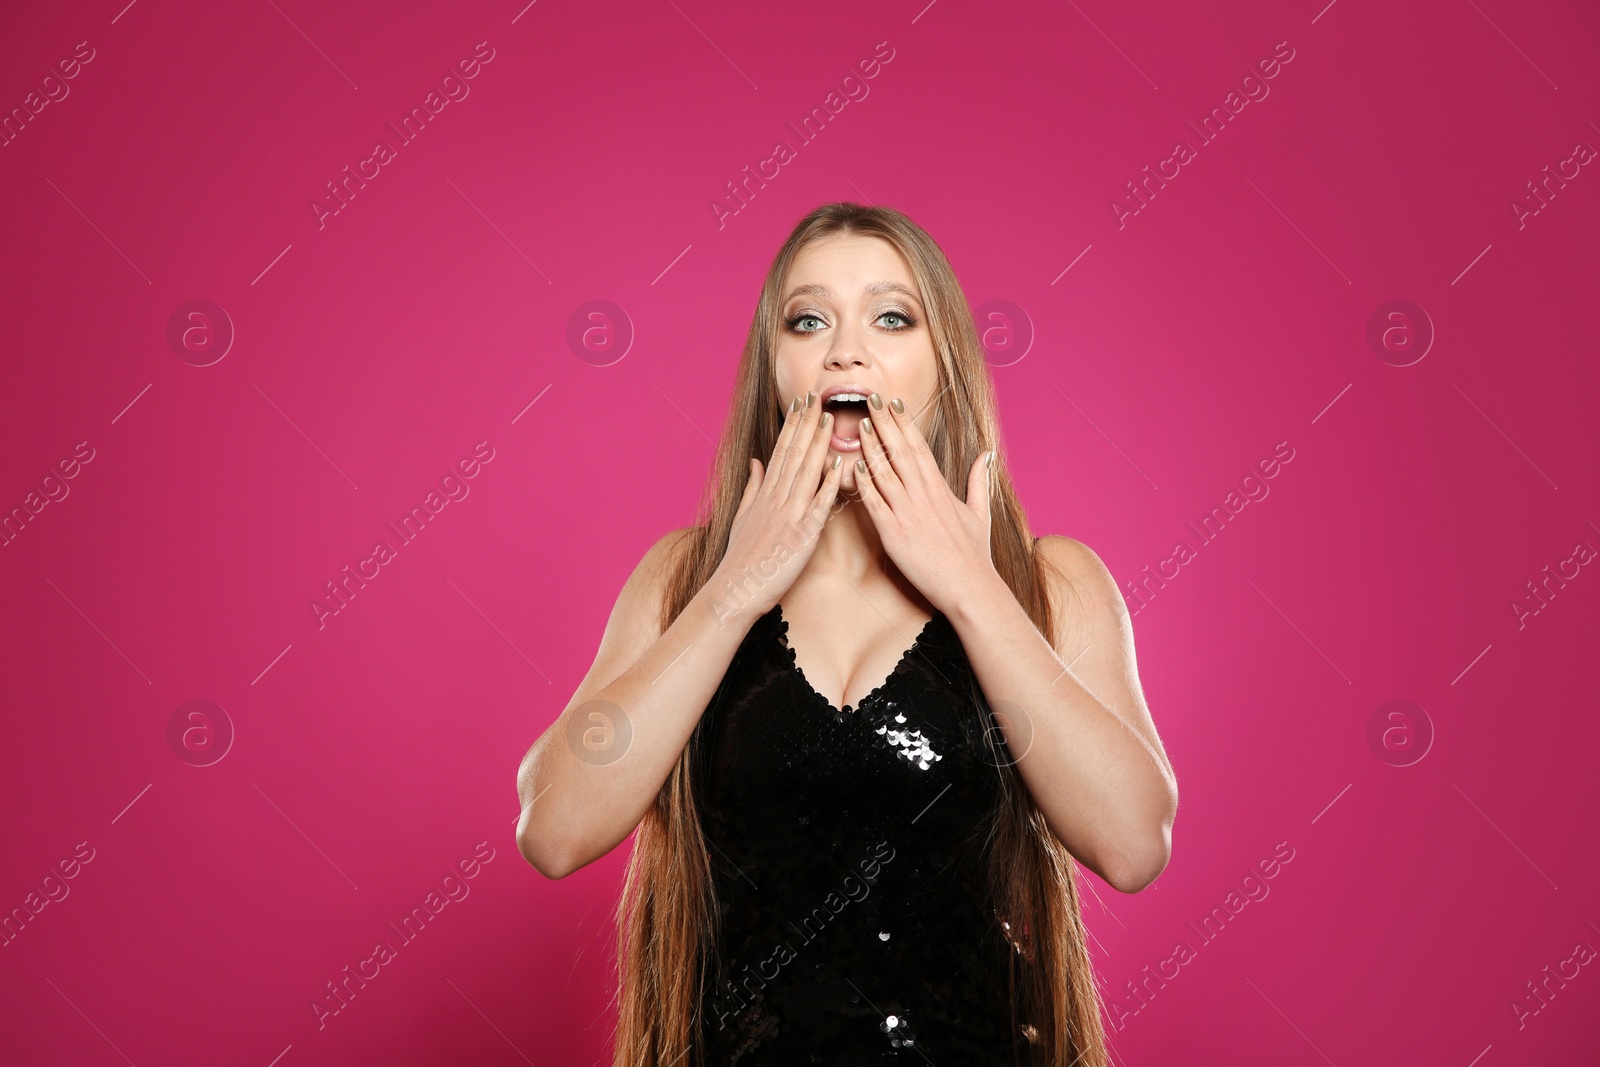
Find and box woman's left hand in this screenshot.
[852,393,999,614]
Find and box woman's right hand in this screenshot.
[710,392,844,622]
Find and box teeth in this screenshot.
[826,392,869,404]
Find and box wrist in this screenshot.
[693,569,770,636]
[941,565,1011,627]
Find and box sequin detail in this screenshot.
[691,604,1022,1065]
[881,1011,917,1049]
[877,701,943,770]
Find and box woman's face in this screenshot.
[773,233,940,495]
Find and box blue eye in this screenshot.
[783,310,918,334]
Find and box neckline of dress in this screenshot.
[768,602,942,716]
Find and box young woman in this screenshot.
[516,203,1178,1066]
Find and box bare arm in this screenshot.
[842,395,1176,894]
[515,392,844,879]
[948,536,1178,893]
[513,528,753,878]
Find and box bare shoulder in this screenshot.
[622,525,698,634]
[1033,535,1120,601]
[637,524,697,575]
[563,526,698,714]
[1031,534,1130,642]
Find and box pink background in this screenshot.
[3,0,1597,1063]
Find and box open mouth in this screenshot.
[823,392,870,452]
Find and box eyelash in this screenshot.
[784,309,918,334]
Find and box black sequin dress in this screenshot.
[691,601,1024,1065]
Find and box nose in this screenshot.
[825,320,870,370]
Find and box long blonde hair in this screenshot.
[610,202,1110,1067]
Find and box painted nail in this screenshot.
[855,459,867,473]
[869,392,884,410]
[890,397,905,415]
[861,418,874,435]
[790,396,802,413]
[805,390,817,408]
[832,454,841,470]
[821,411,833,428]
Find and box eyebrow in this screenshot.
[781,281,923,306]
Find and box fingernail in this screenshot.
[890,397,905,415]
[869,392,884,410]
[832,454,841,470]
[789,396,802,413]
[805,390,817,408]
[861,418,874,435]
[855,459,867,473]
[821,411,833,428]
